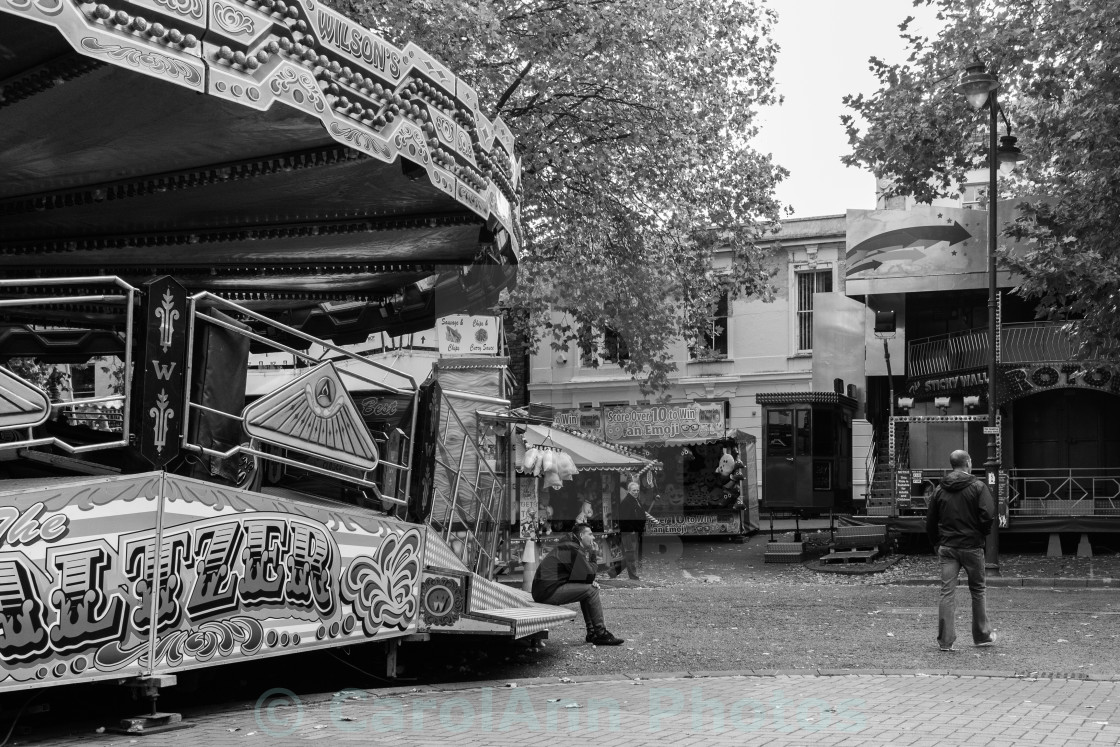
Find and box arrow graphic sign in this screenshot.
[846,221,972,277]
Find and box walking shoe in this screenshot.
[975,633,997,647]
[589,630,625,646]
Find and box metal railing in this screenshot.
[908,328,989,378]
[1001,322,1087,363]
[864,435,877,498]
[1006,468,1120,516]
[429,390,507,577]
[882,467,1120,518]
[908,322,1101,379]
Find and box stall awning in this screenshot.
[521,425,660,472]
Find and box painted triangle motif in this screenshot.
[242,362,379,470]
[0,367,51,430]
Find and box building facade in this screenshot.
[528,216,857,530]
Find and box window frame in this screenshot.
[689,290,730,361]
[793,267,834,354]
[577,325,631,369]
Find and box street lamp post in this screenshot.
[955,62,1025,574]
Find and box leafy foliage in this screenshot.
[3,359,71,399]
[95,356,127,396]
[842,0,1120,355]
[332,0,787,391]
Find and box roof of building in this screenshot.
[755,391,858,409]
[769,215,847,242]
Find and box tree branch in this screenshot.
[493,60,535,117]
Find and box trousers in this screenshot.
[539,582,604,631]
[619,531,641,578]
[937,545,992,648]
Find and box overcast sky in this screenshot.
[754,0,941,218]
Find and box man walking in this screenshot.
[926,449,996,651]
[532,523,624,645]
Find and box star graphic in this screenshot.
[937,213,943,219]
[951,250,958,255]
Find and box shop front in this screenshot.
[552,403,759,538]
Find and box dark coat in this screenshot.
[617,493,648,534]
[531,538,597,603]
[926,470,995,549]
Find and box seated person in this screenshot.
[531,523,624,646]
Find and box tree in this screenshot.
[842,0,1120,355]
[333,0,787,392]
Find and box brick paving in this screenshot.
[27,671,1120,746]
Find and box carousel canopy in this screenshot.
[521,424,659,473]
[0,0,521,347]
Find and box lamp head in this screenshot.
[955,62,998,110]
[998,134,1026,174]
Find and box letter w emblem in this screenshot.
[151,361,177,380]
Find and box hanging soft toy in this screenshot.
[715,450,736,480]
[574,499,594,524]
[715,447,746,509]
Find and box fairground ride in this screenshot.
[0,0,574,718]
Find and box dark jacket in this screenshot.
[926,470,995,549]
[531,538,597,603]
[618,493,648,534]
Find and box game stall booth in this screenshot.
[549,404,759,540]
[505,419,662,582]
[0,0,577,722]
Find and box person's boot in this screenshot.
[585,623,598,643]
[589,628,624,646]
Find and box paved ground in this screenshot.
[12,527,1120,745]
[35,670,1120,746]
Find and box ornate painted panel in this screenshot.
[136,474,425,674]
[0,471,427,692]
[0,474,161,692]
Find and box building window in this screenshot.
[578,325,629,368]
[70,363,96,398]
[796,270,832,352]
[960,183,986,210]
[603,327,629,364]
[690,292,729,360]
